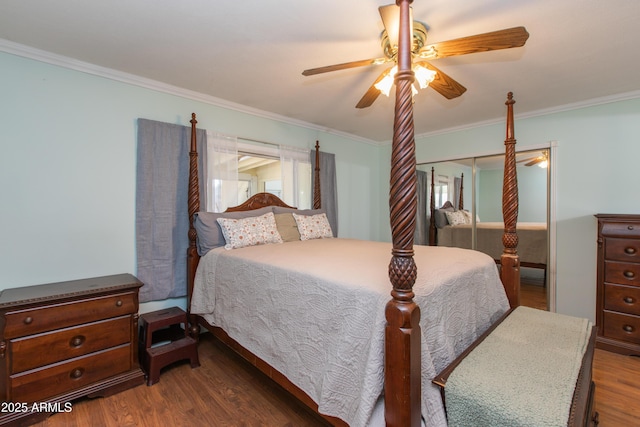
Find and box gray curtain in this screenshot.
[414,169,428,245]
[136,118,206,302]
[310,150,338,236]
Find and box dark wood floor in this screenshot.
[33,285,640,426]
[35,333,328,427]
[521,281,547,310]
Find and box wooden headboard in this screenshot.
[224,192,296,212]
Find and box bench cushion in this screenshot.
[445,306,593,427]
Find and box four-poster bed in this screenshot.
[184,2,524,425]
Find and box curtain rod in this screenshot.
[238,137,315,152]
[238,136,279,147]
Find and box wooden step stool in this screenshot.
[139,306,199,386]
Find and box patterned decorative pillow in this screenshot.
[216,212,283,250]
[193,206,273,255]
[445,210,468,226]
[292,212,333,240]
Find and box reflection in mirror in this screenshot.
[416,149,549,310]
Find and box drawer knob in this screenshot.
[623,325,635,333]
[23,316,33,325]
[115,300,123,307]
[70,335,86,348]
[629,225,635,230]
[70,368,84,379]
[625,247,638,255]
[623,271,636,279]
[624,296,635,304]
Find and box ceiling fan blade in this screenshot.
[416,61,466,99]
[302,58,387,76]
[418,26,529,60]
[525,158,543,167]
[516,157,536,164]
[378,4,413,49]
[355,69,390,109]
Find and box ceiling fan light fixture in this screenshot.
[375,64,436,97]
[414,64,436,89]
[374,66,398,96]
[537,160,548,169]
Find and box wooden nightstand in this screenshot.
[139,307,199,386]
[0,274,145,426]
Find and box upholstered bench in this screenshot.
[433,306,598,427]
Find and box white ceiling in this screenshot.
[2,0,639,143]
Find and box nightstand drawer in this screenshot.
[601,222,640,238]
[3,292,137,338]
[602,311,640,345]
[604,261,640,287]
[9,344,131,403]
[604,284,640,316]
[9,316,132,374]
[605,238,640,263]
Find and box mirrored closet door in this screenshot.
[416,148,550,310]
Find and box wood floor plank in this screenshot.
[521,281,547,311]
[592,349,640,426]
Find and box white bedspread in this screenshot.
[191,238,509,427]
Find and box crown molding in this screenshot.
[5,38,638,148]
[0,39,379,146]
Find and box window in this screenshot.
[433,175,449,208]
[205,131,311,212]
[264,180,282,198]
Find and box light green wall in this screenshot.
[385,97,640,321]
[0,52,381,313]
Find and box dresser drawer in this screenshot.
[604,261,640,287]
[604,284,640,316]
[605,238,640,263]
[9,316,131,374]
[601,221,640,238]
[3,292,137,339]
[9,344,131,403]
[602,311,640,345]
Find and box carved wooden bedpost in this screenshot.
[313,140,321,209]
[186,113,201,338]
[458,173,464,210]
[428,167,436,246]
[500,93,521,308]
[385,1,421,426]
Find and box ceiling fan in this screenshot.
[517,151,548,167]
[302,5,529,108]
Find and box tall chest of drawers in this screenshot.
[595,214,640,355]
[0,274,145,426]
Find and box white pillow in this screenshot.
[292,212,333,240]
[445,210,467,226]
[216,212,283,250]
